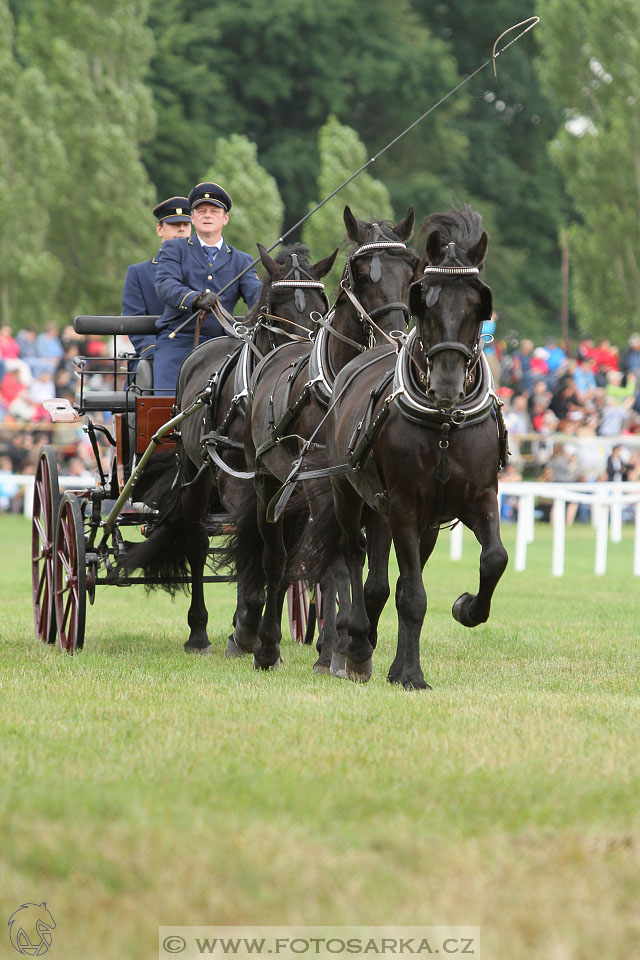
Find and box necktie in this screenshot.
[203,244,217,262]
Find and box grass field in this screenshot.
[1,513,639,959]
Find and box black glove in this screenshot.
[192,290,219,311]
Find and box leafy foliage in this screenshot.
[536,0,640,340]
[206,134,284,259]
[15,0,158,323]
[0,0,63,328]
[302,117,394,296]
[0,0,631,349]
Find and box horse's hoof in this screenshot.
[184,642,211,656]
[225,634,251,659]
[330,653,348,679]
[452,592,479,627]
[346,656,373,683]
[253,655,282,671]
[403,678,433,691]
[313,662,331,675]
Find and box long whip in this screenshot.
[169,16,540,339]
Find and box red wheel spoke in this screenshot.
[54,493,86,654]
[32,447,60,644]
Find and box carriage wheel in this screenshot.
[287,581,322,645]
[31,446,61,643]
[54,493,87,654]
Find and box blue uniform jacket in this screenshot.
[154,236,261,339]
[121,256,162,354]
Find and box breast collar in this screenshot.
[392,328,498,427]
[307,319,334,407]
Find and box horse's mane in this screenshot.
[417,205,486,262]
[275,243,310,264]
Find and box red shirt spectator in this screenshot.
[591,338,619,373]
[1,369,26,407]
[0,325,19,360]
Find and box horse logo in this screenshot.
[7,902,56,956]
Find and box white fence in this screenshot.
[7,473,94,519]
[449,481,640,577]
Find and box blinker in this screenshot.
[426,285,440,308]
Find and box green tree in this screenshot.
[302,117,394,296]
[145,0,465,227]
[17,0,158,322]
[419,0,570,344]
[536,0,640,341]
[0,0,63,329]
[144,0,226,200]
[205,134,284,258]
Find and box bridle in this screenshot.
[409,242,490,393]
[255,253,331,351]
[342,222,412,329]
[264,253,330,317]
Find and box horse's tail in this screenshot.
[223,482,312,592]
[223,481,265,596]
[285,487,343,585]
[120,451,190,594]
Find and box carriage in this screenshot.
[30,312,318,654]
[31,207,508,686]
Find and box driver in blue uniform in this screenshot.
[121,196,192,358]
[153,181,262,393]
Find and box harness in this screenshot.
[264,255,509,527]
[308,229,411,407]
[253,229,412,472]
[194,263,329,482]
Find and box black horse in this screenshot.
[122,242,337,654]
[314,206,508,689]
[231,205,418,672]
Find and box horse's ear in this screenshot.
[257,243,284,279]
[468,231,488,267]
[393,206,415,242]
[343,205,362,243]
[409,279,425,319]
[425,228,442,265]
[311,248,339,279]
[478,282,493,324]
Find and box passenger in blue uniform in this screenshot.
[153,181,262,393]
[121,196,192,359]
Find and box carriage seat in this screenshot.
[72,314,158,414]
[76,390,135,414]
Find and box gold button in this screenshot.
[207,275,213,280]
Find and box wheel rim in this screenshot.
[31,447,60,643]
[287,580,310,643]
[54,494,86,654]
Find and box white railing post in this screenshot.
[634,502,640,577]
[514,493,535,571]
[610,490,623,543]
[551,495,566,577]
[449,521,463,561]
[593,497,609,576]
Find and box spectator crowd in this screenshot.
[0,322,120,511]
[2,319,640,514]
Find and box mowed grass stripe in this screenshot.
[1,514,639,959]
